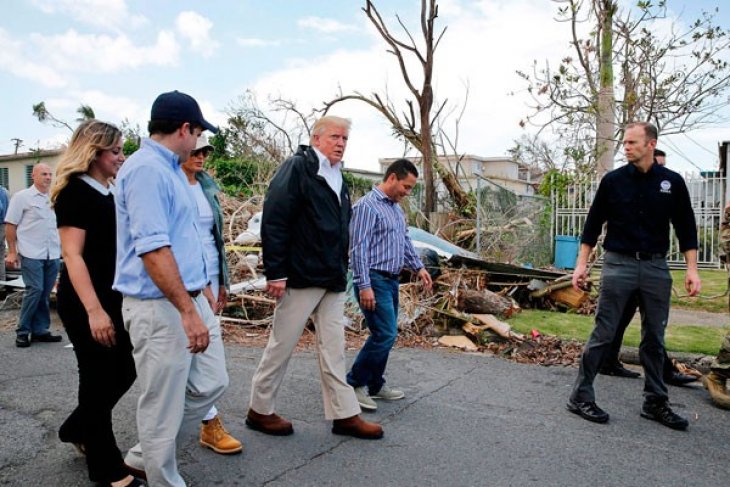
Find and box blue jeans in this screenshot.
[16,256,60,337]
[347,271,399,395]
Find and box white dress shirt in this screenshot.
[313,147,343,202]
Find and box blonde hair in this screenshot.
[310,116,351,143]
[51,119,122,204]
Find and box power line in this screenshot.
[681,132,721,160]
[661,138,706,172]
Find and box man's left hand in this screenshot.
[685,269,701,297]
[417,268,433,292]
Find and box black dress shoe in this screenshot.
[665,371,698,387]
[31,332,63,343]
[566,399,610,423]
[15,335,30,348]
[640,400,688,430]
[599,363,640,379]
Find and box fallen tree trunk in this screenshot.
[457,289,519,318]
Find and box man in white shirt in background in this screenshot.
[5,163,62,348]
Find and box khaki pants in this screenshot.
[123,294,228,487]
[250,287,361,420]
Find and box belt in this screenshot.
[614,251,666,261]
[188,289,203,297]
[372,269,400,280]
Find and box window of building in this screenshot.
[25,164,34,187]
[0,167,8,189]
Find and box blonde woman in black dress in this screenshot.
[52,120,143,486]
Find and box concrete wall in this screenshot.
[0,150,63,194]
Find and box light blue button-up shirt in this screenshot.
[113,138,208,299]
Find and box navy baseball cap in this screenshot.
[150,90,218,133]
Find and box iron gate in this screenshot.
[551,172,726,269]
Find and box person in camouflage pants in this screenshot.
[703,202,730,409]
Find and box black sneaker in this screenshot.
[567,399,610,423]
[640,400,688,430]
[15,335,30,348]
[31,333,63,343]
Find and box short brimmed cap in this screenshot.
[151,90,218,133]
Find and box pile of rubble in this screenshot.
[219,194,595,367]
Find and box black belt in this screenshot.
[372,269,400,280]
[188,289,203,297]
[613,251,666,261]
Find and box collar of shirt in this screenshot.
[626,161,659,177]
[371,186,395,205]
[79,174,112,196]
[140,137,181,169]
[29,185,47,198]
[313,147,343,173]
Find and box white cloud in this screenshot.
[176,11,220,57]
[237,37,282,48]
[31,0,147,32]
[0,28,67,88]
[249,0,567,171]
[297,16,357,34]
[30,29,180,73]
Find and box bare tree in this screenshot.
[322,0,470,215]
[518,0,730,175]
[225,90,316,164]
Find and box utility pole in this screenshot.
[11,138,23,154]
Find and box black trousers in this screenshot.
[571,252,672,403]
[57,298,136,483]
[601,293,676,378]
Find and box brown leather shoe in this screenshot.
[332,415,383,440]
[245,409,294,436]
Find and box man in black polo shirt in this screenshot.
[567,122,701,430]
[598,148,698,386]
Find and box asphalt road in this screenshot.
[0,330,727,487]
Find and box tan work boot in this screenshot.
[702,371,730,410]
[200,415,243,454]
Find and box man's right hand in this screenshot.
[266,280,286,299]
[4,251,19,270]
[181,310,209,353]
[359,288,376,311]
[572,262,588,291]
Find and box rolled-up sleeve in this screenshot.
[123,165,172,256]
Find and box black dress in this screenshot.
[55,176,136,483]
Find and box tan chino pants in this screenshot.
[249,287,361,420]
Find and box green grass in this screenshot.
[509,309,728,356]
[669,269,728,313]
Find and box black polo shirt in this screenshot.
[581,162,698,254]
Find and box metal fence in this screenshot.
[551,172,726,269]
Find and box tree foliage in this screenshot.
[517,0,730,173]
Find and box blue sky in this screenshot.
[1,0,728,174]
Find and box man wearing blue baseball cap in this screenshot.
[113,91,230,486]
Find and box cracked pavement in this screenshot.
[0,328,728,486]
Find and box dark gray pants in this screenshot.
[571,251,672,403]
